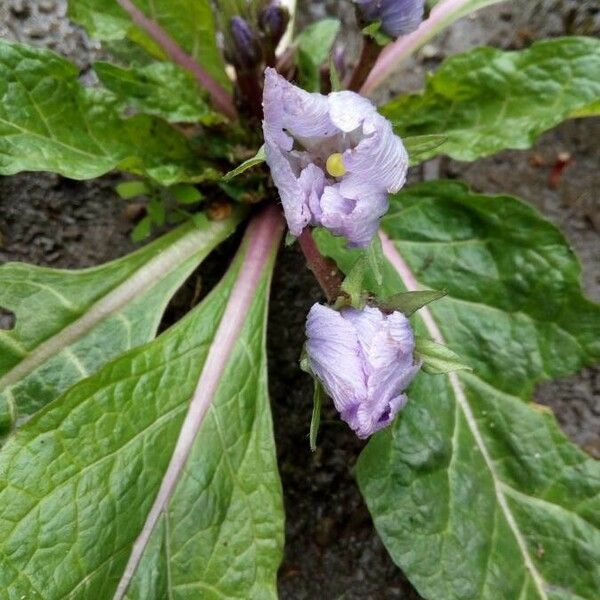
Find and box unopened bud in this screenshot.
[354,0,425,39]
[258,2,290,48]
[229,16,262,71]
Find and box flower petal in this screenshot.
[306,304,366,412]
[264,133,313,235]
[319,185,388,248]
[341,114,409,198]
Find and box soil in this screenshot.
[0,1,599,599]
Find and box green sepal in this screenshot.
[415,336,472,374]
[285,232,297,247]
[223,145,266,181]
[366,236,385,286]
[337,257,368,309]
[362,21,392,46]
[380,289,447,316]
[310,379,326,452]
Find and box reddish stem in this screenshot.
[297,229,344,303]
[116,0,237,120]
[346,36,383,92]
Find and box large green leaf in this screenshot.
[384,37,600,161]
[315,181,600,600]
[0,41,214,183]
[0,211,242,436]
[94,61,221,124]
[68,0,229,88]
[0,208,284,599]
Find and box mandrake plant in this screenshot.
[0,0,599,598]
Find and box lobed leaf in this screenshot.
[0,209,284,599]
[0,41,216,184]
[316,181,600,600]
[383,37,600,161]
[0,212,242,436]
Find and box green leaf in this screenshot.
[69,0,229,88]
[362,21,392,46]
[116,180,151,199]
[169,183,203,204]
[146,197,166,226]
[223,145,266,181]
[131,215,152,242]
[94,61,221,124]
[383,37,600,161]
[296,18,341,91]
[0,209,284,599]
[316,181,600,600]
[0,211,242,436]
[415,336,472,374]
[0,41,216,184]
[380,289,446,316]
[310,379,325,452]
[402,134,447,165]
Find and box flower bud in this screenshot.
[305,304,421,438]
[258,1,290,48]
[229,16,263,71]
[354,0,425,38]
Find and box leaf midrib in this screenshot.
[380,231,549,599]
[0,221,232,395]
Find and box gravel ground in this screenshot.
[0,1,599,598]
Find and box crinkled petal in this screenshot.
[328,91,378,133]
[341,115,408,198]
[264,67,335,143]
[264,133,312,236]
[354,393,408,438]
[341,306,385,351]
[306,304,367,412]
[319,185,388,248]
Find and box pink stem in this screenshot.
[361,0,495,95]
[116,0,237,120]
[113,205,284,600]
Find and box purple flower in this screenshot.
[262,68,408,247]
[306,303,420,438]
[354,0,425,38]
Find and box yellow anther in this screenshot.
[325,153,347,178]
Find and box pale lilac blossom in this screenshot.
[306,303,420,438]
[262,68,408,247]
[354,0,425,38]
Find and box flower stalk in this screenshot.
[346,36,384,92]
[297,229,344,303]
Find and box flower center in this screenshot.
[325,153,346,178]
